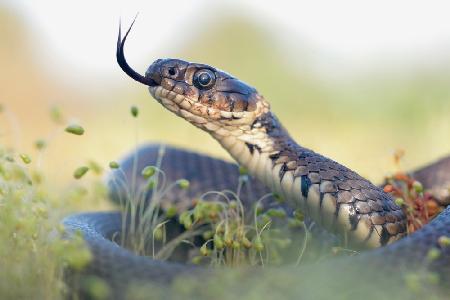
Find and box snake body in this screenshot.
[63,23,450,298]
[65,145,450,298]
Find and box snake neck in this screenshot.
[212,111,313,208]
[210,111,407,248]
[212,112,296,192]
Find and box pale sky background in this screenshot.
[4,0,450,82]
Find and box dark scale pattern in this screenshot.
[254,112,407,246]
[295,150,406,245]
[301,175,311,198]
[108,144,273,211]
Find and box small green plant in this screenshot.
[0,104,110,299]
[0,149,92,299]
[109,147,312,267]
[182,194,306,267]
[65,124,85,135]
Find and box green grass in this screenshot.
[0,149,91,299]
[114,161,312,267]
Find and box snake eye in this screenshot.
[193,69,216,90]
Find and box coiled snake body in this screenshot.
[63,23,450,299]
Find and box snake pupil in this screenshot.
[199,73,211,85]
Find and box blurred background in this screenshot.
[1,0,449,187]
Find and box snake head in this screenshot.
[145,59,269,126]
[117,22,269,131]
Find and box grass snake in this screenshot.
[63,21,450,299]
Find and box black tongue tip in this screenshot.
[116,16,156,87]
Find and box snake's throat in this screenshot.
[212,112,407,248]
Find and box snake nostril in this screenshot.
[168,67,177,76]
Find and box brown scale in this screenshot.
[184,85,199,100]
[161,78,175,91]
[228,93,248,112]
[211,92,231,111]
[173,83,186,95]
[253,112,408,245]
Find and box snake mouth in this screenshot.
[149,85,217,119]
[149,85,268,125]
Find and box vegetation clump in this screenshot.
[109,150,312,268]
[0,149,91,299]
[384,150,443,233]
